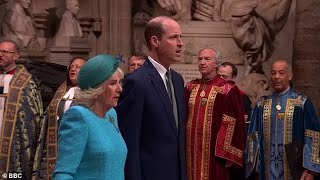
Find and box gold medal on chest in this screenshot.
[276,104,281,111]
[277,112,285,120]
[201,98,207,105]
[200,90,205,97]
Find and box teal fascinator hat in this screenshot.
[78,54,120,90]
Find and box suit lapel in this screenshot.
[145,60,178,136]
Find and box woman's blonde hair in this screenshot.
[75,67,124,108]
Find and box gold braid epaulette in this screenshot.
[0,65,31,174]
[46,82,67,179]
[213,86,225,94]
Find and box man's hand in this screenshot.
[300,169,317,180]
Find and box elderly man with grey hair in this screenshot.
[185,48,246,180]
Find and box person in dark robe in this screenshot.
[33,57,86,179]
[0,39,43,179]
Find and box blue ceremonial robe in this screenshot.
[246,88,320,180]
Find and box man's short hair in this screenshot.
[0,38,20,53]
[144,16,171,50]
[198,48,222,65]
[220,61,238,78]
[271,59,292,73]
[128,52,147,64]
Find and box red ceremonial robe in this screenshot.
[185,76,246,180]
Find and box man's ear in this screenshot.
[150,36,159,48]
[13,53,19,61]
[288,73,293,81]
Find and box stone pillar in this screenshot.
[33,12,49,50]
[91,0,131,66]
[109,0,132,65]
[293,0,320,114]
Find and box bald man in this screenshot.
[246,60,320,180]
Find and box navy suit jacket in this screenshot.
[117,59,187,180]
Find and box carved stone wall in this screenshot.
[2,0,131,66]
[293,0,320,114]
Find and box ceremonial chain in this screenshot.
[276,96,281,111]
[200,79,212,105]
[200,83,207,98]
[276,95,284,120]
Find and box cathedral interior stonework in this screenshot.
[0,0,319,114]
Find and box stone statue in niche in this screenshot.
[0,0,8,36]
[157,0,224,21]
[192,0,224,21]
[1,0,40,51]
[55,0,83,38]
[230,0,292,75]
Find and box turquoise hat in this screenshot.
[78,54,120,90]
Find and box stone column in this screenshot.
[96,0,131,66]
[293,0,320,114]
[110,0,132,66]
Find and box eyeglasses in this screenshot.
[0,50,16,55]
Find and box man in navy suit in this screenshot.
[116,16,187,180]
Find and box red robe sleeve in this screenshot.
[215,86,246,167]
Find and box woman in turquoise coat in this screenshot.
[53,54,127,179]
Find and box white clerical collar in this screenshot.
[62,87,77,115]
[63,87,76,100]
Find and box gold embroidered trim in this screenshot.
[0,66,31,174]
[221,114,243,158]
[305,129,320,164]
[283,99,295,180]
[262,99,272,180]
[200,87,218,180]
[214,86,225,94]
[186,84,224,180]
[283,96,306,179]
[186,84,199,180]
[46,82,67,179]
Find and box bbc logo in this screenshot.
[2,172,23,179]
